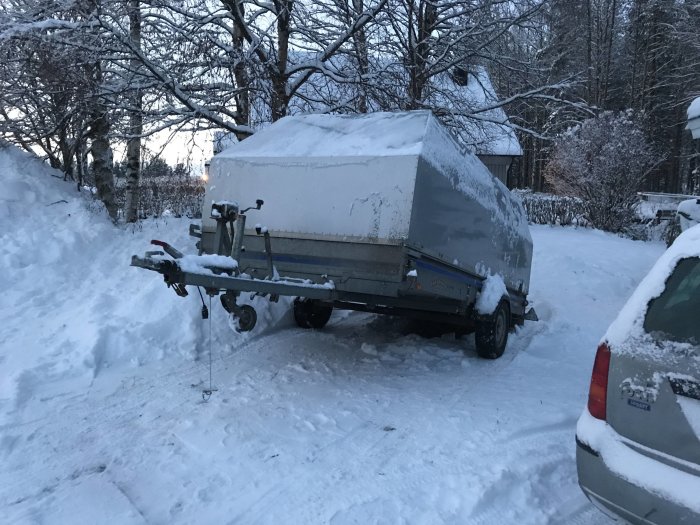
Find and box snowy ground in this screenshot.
[0,147,666,524]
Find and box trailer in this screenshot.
[132,111,535,358]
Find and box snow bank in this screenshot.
[0,145,205,406]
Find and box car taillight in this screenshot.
[588,342,611,420]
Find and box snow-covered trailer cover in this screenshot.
[204,111,532,301]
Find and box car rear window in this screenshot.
[644,257,700,344]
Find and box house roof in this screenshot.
[215,61,522,157]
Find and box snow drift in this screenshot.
[0,145,206,408]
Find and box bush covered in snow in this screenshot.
[544,111,661,234]
[513,189,589,226]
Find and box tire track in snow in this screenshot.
[220,314,546,523]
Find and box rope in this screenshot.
[208,295,212,390]
[202,295,215,402]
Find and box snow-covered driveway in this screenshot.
[0,154,665,524]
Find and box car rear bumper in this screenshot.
[576,412,700,524]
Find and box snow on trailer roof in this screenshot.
[214,110,531,247]
[217,111,429,159]
[214,110,504,216]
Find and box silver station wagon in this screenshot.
[576,225,700,524]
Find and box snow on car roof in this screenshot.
[688,97,700,121]
[687,97,700,139]
[604,223,700,347]
[217,111,429,159]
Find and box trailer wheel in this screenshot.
[474,300,510,359]
[236,305,257,332]
[293,299,333,329]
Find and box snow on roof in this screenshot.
[431,66,523,157]
[689,97,700,120]
[217,111,429,158]
[687,96,700,139]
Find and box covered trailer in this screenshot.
[133,111,534,358]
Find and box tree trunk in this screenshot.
[85,57,117,221]
[124,0,142,223]
[406,0,436,109]
[352,0,369,113]
[270,0,292,122]
[231,0,251,130]
[75,138,84,191]
[90,106,117,221]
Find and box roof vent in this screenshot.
[452,66,469,86]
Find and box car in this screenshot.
[576,224,700,524]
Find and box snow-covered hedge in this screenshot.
[114,177,205,219]
[514,189,684,244]
[513,189,589,227]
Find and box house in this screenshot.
[213,63,522,186]
[436,65,522,186]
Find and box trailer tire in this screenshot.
[474,300,510,359]
[293,299,333,329]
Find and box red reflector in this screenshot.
[151,240,167,247]
[588,342,611,420]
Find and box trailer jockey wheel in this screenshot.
[235,304,257,332]
[293,298,333,329]
[474,300,510,359]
